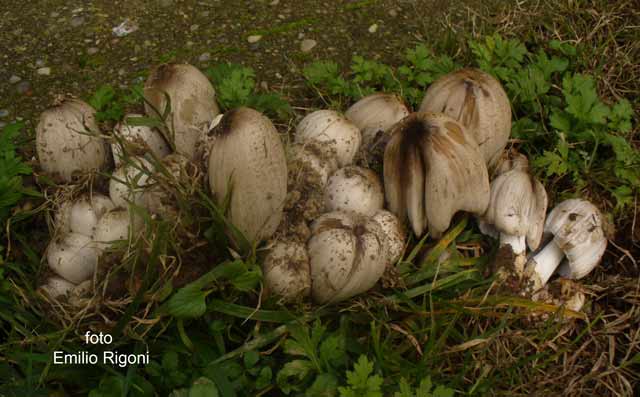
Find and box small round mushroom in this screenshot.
[295,110,362,167]
[46,233,99,284]
[383,112,490,237]
[525,199,607,291]
[289,141,339,187]
[40,276,76,298]
[109,156,156,209]
[308,211,387,304]
[345,93,410,154]
[370,210,406,266]
[323,166,384,217]
[419,68,511,167]
[262,239,311,301]
[93,209,142,251]
[480,164,547,256]
[112,113,171,167]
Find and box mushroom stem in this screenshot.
[529,239,565,287]
[499,233,526,255]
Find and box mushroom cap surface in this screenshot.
[383,112,490,237]
[324,166,384,216]
[296,110,362,167]
[544,199,607,279]
[419,68,511,167]
[345,93,410,150]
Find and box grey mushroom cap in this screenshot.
[481,167,548,251]
[419,68,511,167]
[208,107,288,244]
[383,112,490,238]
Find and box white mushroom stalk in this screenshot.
[345,93,410,155]
[208,107,288,245]
[36,97,110,182]
[144,63,220,160]
[419,68,511,167]
[480,163,547,257]
[525,199,607,290]
[383,112,490,237]
[112,113,171,167]
[295,110,362,167]
[323,166,384,216]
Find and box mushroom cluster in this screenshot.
[35,63,609,314]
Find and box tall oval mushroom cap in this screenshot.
[36,98,110,182]
[481,166,548,254]
[208,107,288,244]
[419,68,511,167]
[144,63,220,160]
[308,211,387,304]
[525,199,607,290]
[345,93,410,151]
[295,110,362,167]
[383,112,490,237]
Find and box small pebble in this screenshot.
[270,0,279,5]
[0,109,9,118]
[37,67,51,76]
[199,52,211,62]
[275,72,282,79]
[50,12,60,18]
[70,16,85,28]
[190,24,199,32]
[300,39,317,53]
[87,47,99,55]
[389,9,398,17]
[368,23,378,33]
[16,81,30,94]
[247,35,262,43]
[9,75,21,84]
[0,122,6,129]
[297,32,305,39]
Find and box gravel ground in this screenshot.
[0,0,499,134]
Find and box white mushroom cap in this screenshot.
[308,211,387,304]
[112,113,171,167]
[480,167,547,254]
[289,141,339,187]
[345,93,410,151]
[92,209,142,251]
[526,199,607,289]
[36,98,110,182]
[370,210,406,266]
[419,68,511,167]
[144,63,220,160]
[109,156,155,209]
[323,166,384,217]
[46,233,99,284]
[384,112,490,237]
[62,193,116,237]
[296,110,362,167]
[40,276,76,298]
[262,239,311,301]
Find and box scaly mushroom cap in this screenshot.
[419,68,511,167]
[323,166,384,217]
[345,93,410,151]
[144,63,220,159]
[545,199,607,279]
[36,98,110,182]
[112,113,171,167]
[308,211,387,304]
[262,239,311,301]
[482,167,548,250]
[208,107,288,244]
[295,110,362,167]
[383,112,490,237]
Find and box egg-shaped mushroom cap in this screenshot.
[482,168,547,250]
[345,92,410,150]
[324,166,384,217]
[384,112,490,237]
[308,211,386,304]
[419,68,511,167]
[263,239,311,301]
[544,199,607,279]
